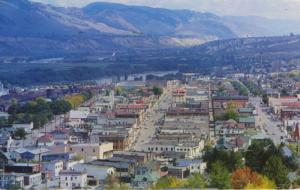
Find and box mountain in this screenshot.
[0,0,300,57]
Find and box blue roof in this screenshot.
[282,146,292,157]
[176,159,202,167]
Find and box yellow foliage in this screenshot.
[64,94,85,108]
[245,175,276,189]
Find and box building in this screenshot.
[11,148,50,162]
[174,159,206,174]
[37,134,54,147]
[215,119,245,137]
[42,160,64,179]
[5,163,41,174]
[0,173,24,189]
[172,88,186,104]
[59,170,87,189]
[50,143,113,161]
[239,117,256,128]
[131,164,160,189]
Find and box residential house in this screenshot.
[59,170,87,189]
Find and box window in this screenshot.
[70,148,72,151]
[66,183,68,187]
[93,149,95,153]
[81,148,84,152]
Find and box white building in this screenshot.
[144,140,204,159]
[42,160,64,179]
[59,171,87,189]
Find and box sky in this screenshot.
[31,0,300,20]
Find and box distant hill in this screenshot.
[1,0,300,57]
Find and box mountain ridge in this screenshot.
[0,0,300,57]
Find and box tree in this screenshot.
[262,93,268,105]
[231,167,261,189]
[245,175,276,189]
[209,161,231,189]
[155,176,185,189]
[153,86,163,96]
[50,100,72,115]
[262,155,290,188]
[114,86,124,96]
[14,128,26,140]
[184,173,206,189]
[245,139,278,172]
[204,148,243,172]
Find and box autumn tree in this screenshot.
[231,167,261,189]
[245,175,276,189]
[155,176,185,189]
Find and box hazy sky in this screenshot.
[32,0,300,20]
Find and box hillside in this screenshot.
[1,0,300,57]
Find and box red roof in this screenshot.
[173,88,186,94]
[282,102,300,107]
[281,96,297,99]
[37,134,53,142]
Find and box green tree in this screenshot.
[185,173,206,189]
[14,128,27,140]
[114,86,124,96]
[262,93,268,105]
[263,155,290,188]
[50,100,72,115]
[209,161,231,189]
[155,176,185,189]
[245,139,278,172]
[224,110,239,121]
[153,86,163,96]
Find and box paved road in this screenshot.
[132,93,172,151]
[250,97,286,145]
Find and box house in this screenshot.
[42,152,75,162]
[239,117,255,128]
[0,111,9,120]
[5,163,41,174]
[73,163,115,184]
[215,119,245,137]
[172,88,186,104]
[42,160,64,179]
[0,132,13,151]
[238,108,254,117]
[12,122,34,134]
[174,159,206,174]
[36,134,54,147]
[50,143,113,161]
[0,173,24,189]
[59,170,87,189]
[167,165,190,179]
[67,110,89,127]
[131,164,160,189]
[11,148,50,162]
[23,173,42,187]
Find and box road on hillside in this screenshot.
[250,97,286,145]
[132,93,172,151]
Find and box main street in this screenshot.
[132,92,172,151]
[250,97,286,145]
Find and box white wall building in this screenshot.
[59,171,87,189]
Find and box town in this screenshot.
[0,71,300,189]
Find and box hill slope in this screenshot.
[1,0,300,57]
